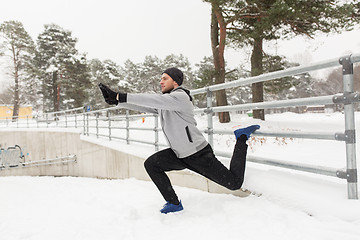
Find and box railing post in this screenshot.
[206,87,214,147]
[83,113,86,135]
[96,112,99,138]
[155,114,159,151]
[65,113,68,128]
[108,110,111,141]
[339,55,358,199]
[86,113,89,136]
[126,110,130,144]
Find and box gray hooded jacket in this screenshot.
[119,87,208,158]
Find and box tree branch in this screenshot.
[285,20,313,39]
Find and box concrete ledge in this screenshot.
[0,129,249,197]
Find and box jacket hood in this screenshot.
[172,87,193,101]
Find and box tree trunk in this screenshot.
[12,48,20,122]
[251,36,265,120]
[12,66,20,122]
[211,6,230,123]
[52,71,60,112]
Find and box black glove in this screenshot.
[99,83,118,105]
[98,83,127,105]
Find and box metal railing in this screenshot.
[1,54,359,199]
[0,155,77,169]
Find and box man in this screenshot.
[99,67,259,214]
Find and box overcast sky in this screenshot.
[1,0,360,89]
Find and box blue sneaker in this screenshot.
[234,125,260,140]
[160,201,184,214]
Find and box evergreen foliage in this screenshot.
[204,0,360,120]
[0,20,35,118]
[88,58,130,110]
[122,54,195,94]
[35,24,91,111]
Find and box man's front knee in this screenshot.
[144,155,160,172]
[144,158,153,171]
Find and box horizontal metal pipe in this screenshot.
[252,131,336,141]
[45,106,84,115]
[99,115,154,121]
[96,133,114,139]
[127,127,157,131]
[97,117,117,121]
[91,126,111,129]
[83,106,118,115]
[94,134,138,144]
[195,95,336,114]
[350,53,360,64]
[191,53,360,95]
[87,126,157,131]
[90,133,165,147]
[127,138,157,145]
[23,155,77,165]
[1,155,77,169]
[207,129,337,141]
[101,126,127,130]
[21,159,76,168]
[215,151,339,178]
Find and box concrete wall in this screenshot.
[0,130,249,197]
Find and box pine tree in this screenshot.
[61,55,91,109]
[35,24,91,112]
[204,0,360,120]
[0,20,35,120]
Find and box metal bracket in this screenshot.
[204,108,213,114]
[339,55,354,75]
[336,169,358,183]
[204,129,213,134]
[335,130,356,144]
[333,92,360,105]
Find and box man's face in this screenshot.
[160,73,178,94]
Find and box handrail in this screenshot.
[190,53,360,95]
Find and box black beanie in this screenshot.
[163,67,184,86]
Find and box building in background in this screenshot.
[0,105,32,120]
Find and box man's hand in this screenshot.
[98,83,118,105]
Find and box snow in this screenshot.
[1,112,360,239]
[0,176,359,240]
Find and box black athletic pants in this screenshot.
[144,137,248,205]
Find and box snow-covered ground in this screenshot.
[1,112,360,240]
[0,176,359,240]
